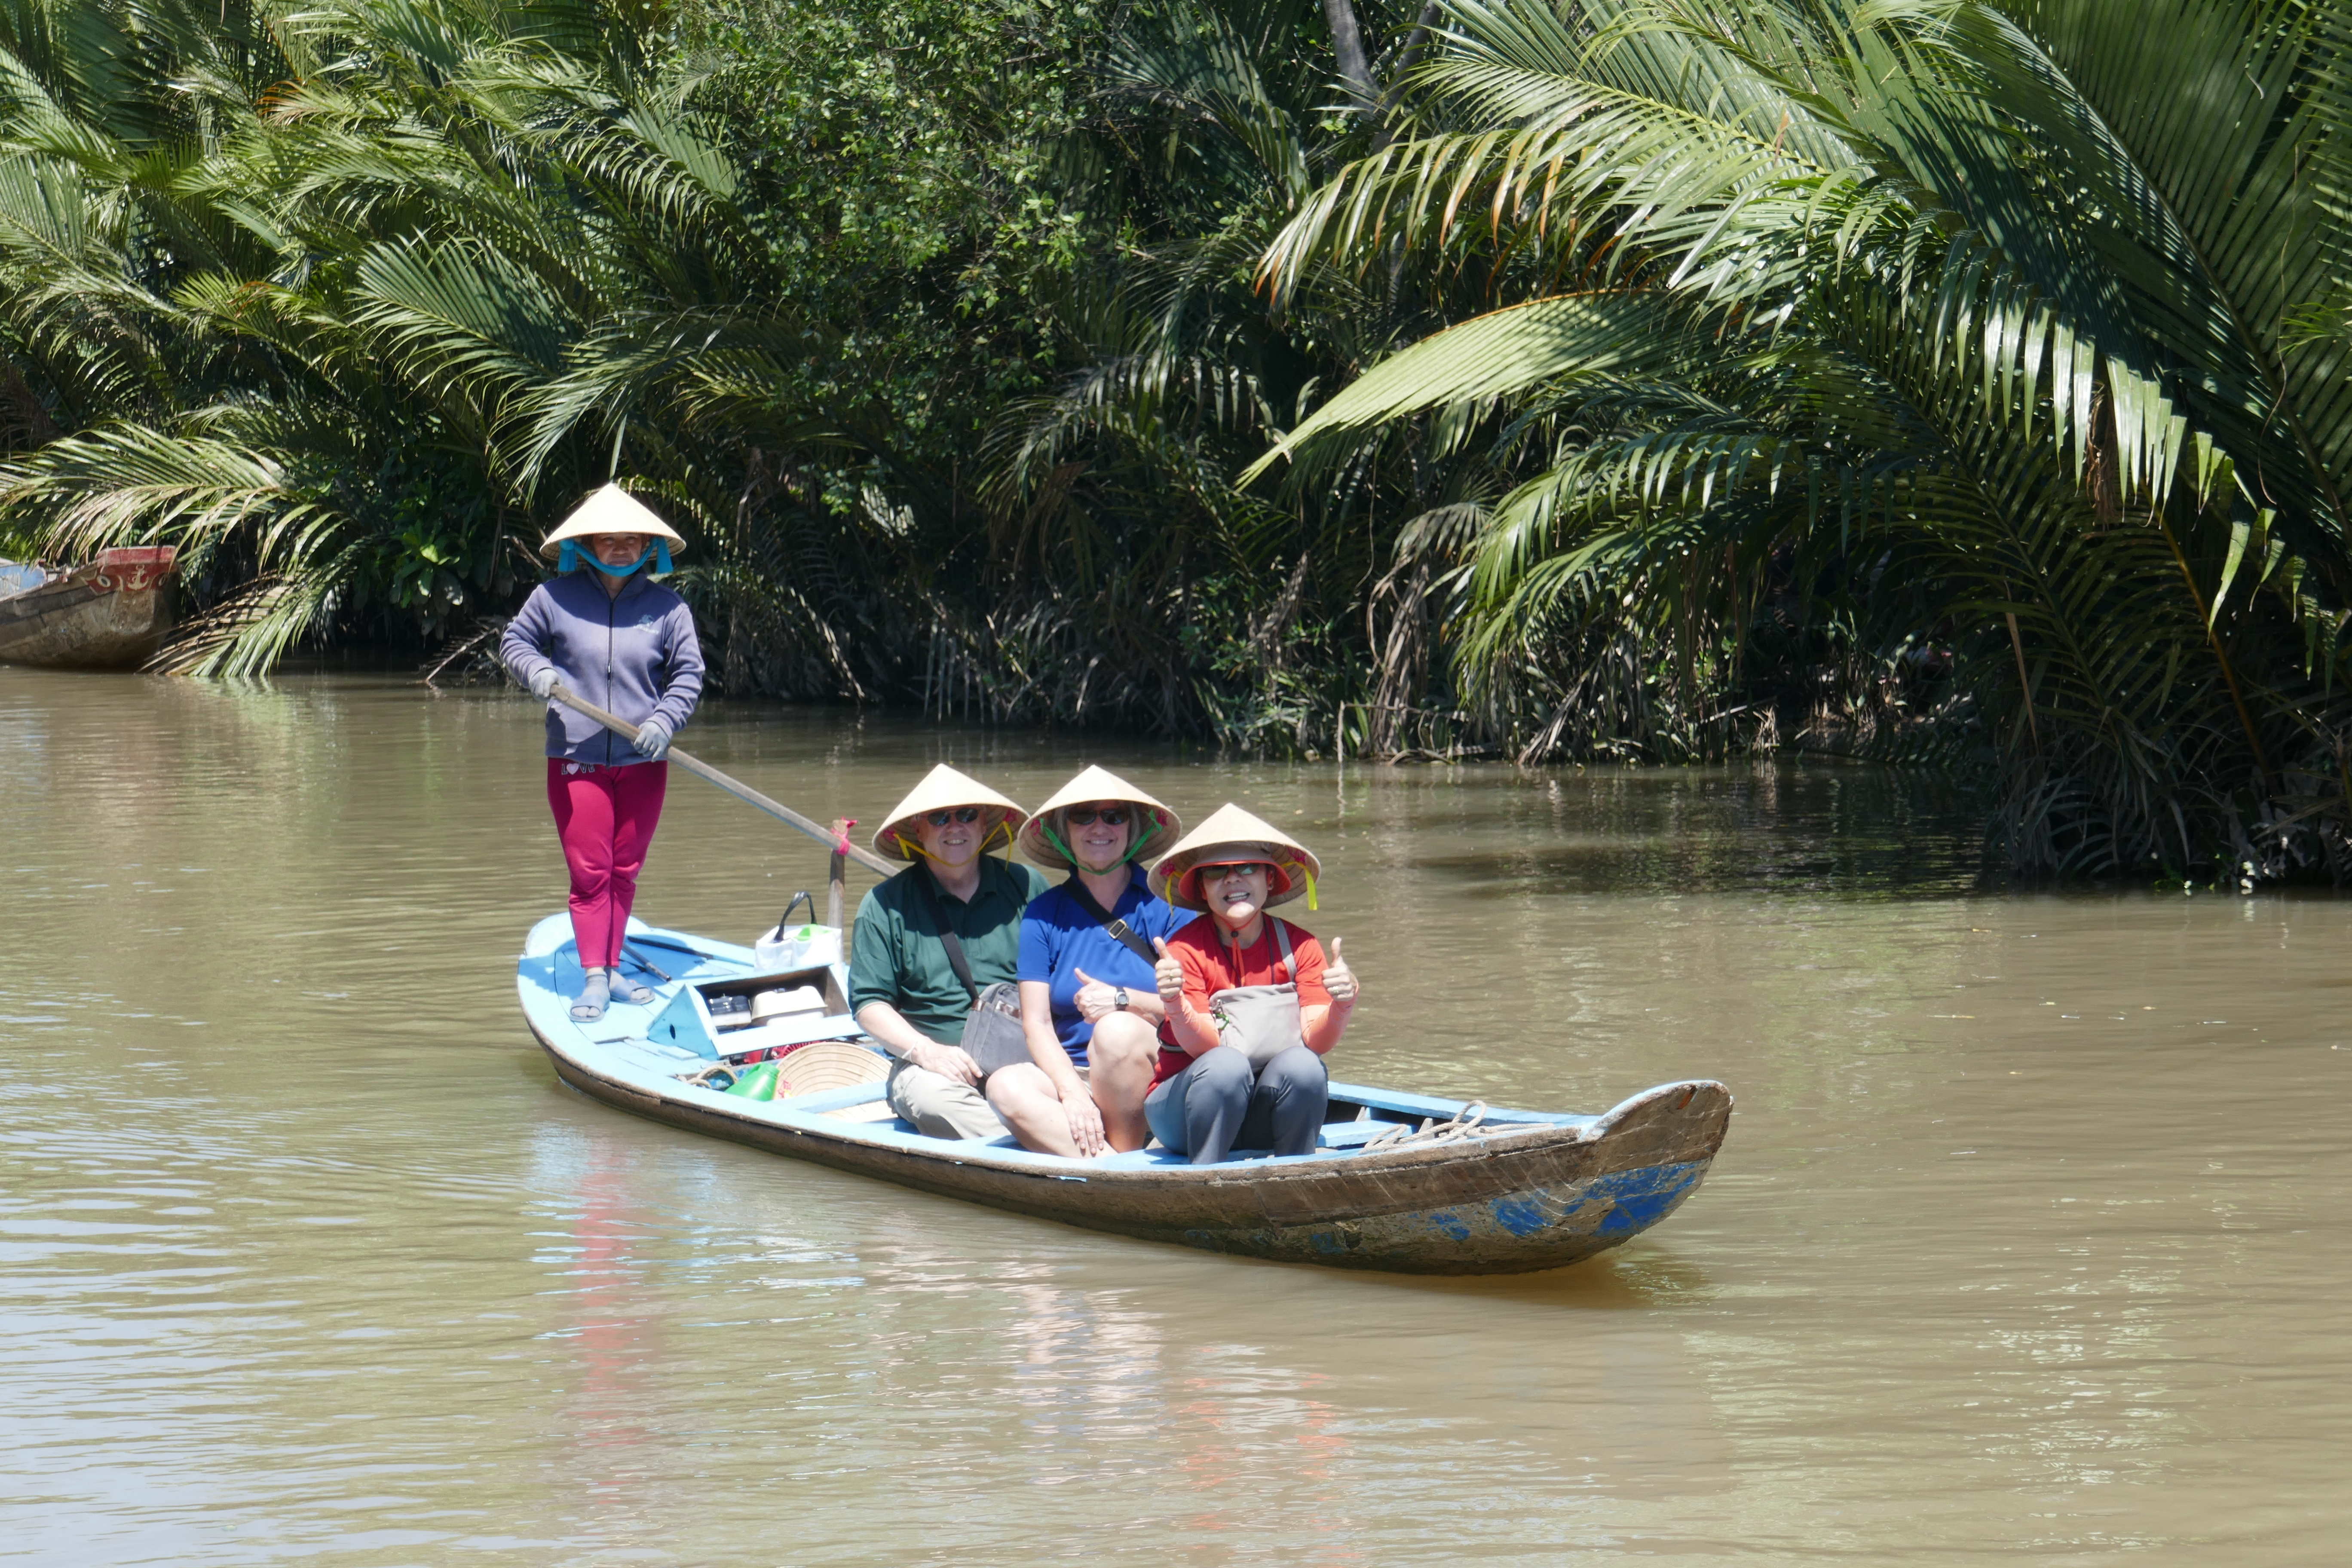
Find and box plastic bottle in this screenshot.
[721,1060,781,1101]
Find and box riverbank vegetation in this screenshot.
[3,0,2352,879]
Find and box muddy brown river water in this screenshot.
[3,667,2346,1565]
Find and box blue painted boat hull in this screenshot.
[518,915,1732,1274]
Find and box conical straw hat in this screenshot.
[539,483,687,558]
[771,1041,890,1096]
[1016,765,1184,872]
[1148,802,1322,912]
[870,763,1026,862]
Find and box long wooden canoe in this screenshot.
[0,547,178,670]
[518,913,1732,1275]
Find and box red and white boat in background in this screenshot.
[0,546,178,669]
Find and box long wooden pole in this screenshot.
[547,684,895,876]
[827,818,850,928]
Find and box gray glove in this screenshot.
[527,666,558,700]
[634,718,673,760]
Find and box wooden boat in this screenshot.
[517,912,1732,1275]
[0,546,178,669]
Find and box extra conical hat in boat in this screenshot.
[870,763,1026,862]
[1148,802,1322,912]
[538,483,687,559]
[771,1040,889,1097]
[1016,765,1183,872]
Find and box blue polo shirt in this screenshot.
[1017,868,1187,1064]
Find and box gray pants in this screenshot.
[1145,1044,1327,1164]
[887,1059,1010,1141]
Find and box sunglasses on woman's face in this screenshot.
[924,807,984,826]
[1065,807,1130,827]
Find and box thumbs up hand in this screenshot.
[1072,965,1118,1022]
[1322,935,1359,1005]
[1152,937,1186,1004]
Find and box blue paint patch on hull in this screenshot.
[1489,1196,1550,1237]
[1592,1162,1704,1233]
[1187,1158,1712,1272]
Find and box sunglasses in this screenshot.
[923,807,985,826]
[1064,807,1130,827]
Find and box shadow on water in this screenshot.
[1393,760,1989,897]
[1341,1249,1718,1309]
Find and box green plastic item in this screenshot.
[722,1060,780,1101]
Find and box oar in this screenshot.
[546,683,895,876]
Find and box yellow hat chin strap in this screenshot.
[901,813,1011,864]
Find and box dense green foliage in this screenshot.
[1254,0,2352,875]
[4,0,2352,877]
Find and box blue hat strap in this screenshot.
[554,538,668,577]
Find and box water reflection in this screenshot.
[3,667,2348,1562]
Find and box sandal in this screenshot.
[570,972,610,1023]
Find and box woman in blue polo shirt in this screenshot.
[986,767,1185,1157]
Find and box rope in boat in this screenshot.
[1363,1101,1491,1151]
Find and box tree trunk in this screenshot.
[1321,0,1377,109]
[1373,1,1444,150]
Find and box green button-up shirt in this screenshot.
[849,857,1051,1045]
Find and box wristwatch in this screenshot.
[1114,987,1130,1011]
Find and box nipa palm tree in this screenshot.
[1253,0,2352,876]
[0,0,836,677]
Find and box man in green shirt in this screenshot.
[851,764,1050,1139]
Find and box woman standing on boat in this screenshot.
[988,766,1185,1157]
[1142,805,1359,1164]
[499,485,703,1023]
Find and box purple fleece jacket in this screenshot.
[500,571,705,767]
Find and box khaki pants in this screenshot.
[887,1058,1011,1141]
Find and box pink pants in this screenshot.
[547,758,669,969]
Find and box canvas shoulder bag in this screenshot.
[1207,919,1307,1068]
[913,868,1032,1078]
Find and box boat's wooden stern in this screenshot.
[1164,1080,1731,1272]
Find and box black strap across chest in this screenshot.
[912,865,982,1003]
[1062,875,1160,966]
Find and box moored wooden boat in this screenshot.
[520,913,1731,1274]
[0,547,178,670]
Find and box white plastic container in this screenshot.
[750,985,827,1023]
[755,922,842,972]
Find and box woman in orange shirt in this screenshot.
[1142,804,1359,1164]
